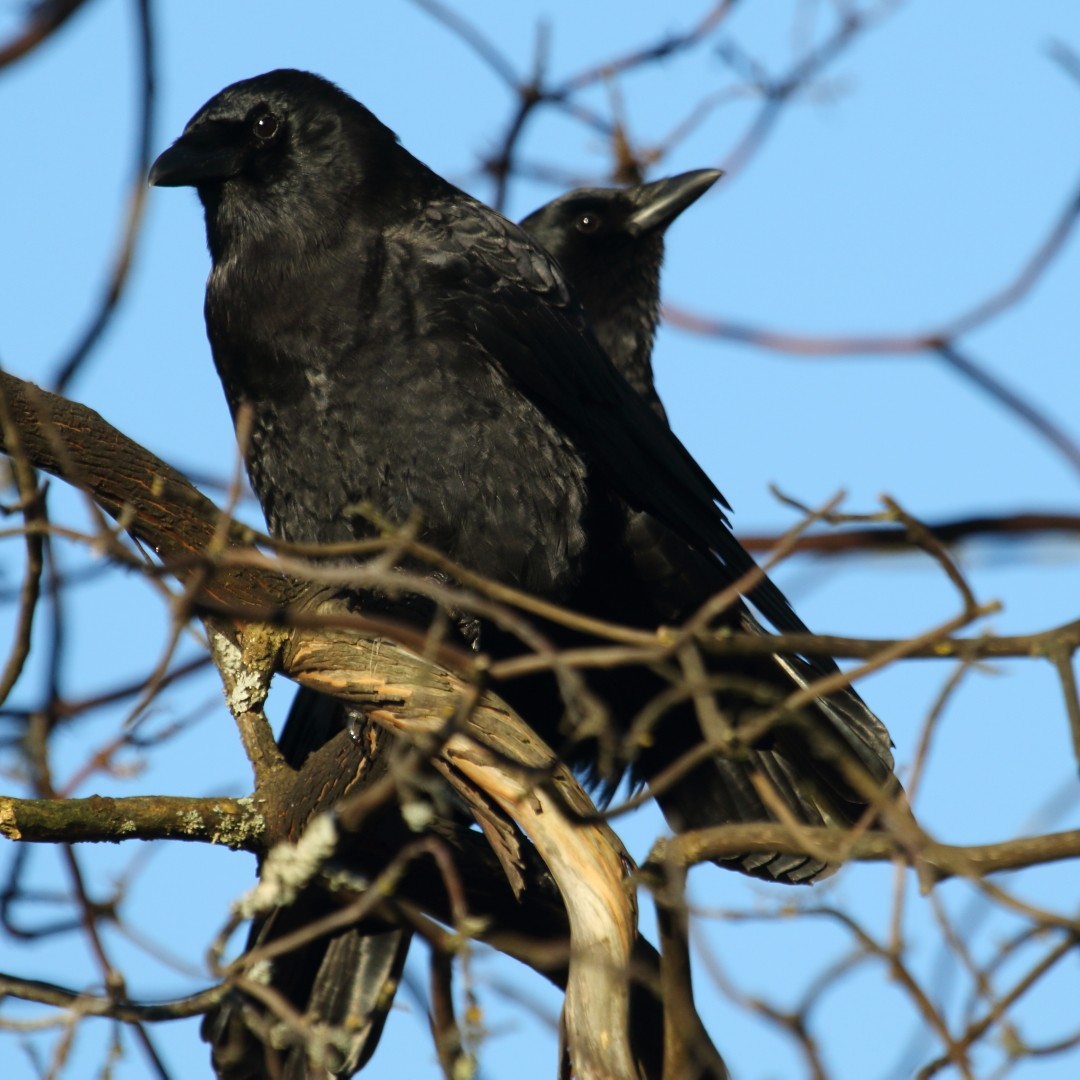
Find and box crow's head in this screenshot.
[521,169,722,277]
[150,69,402,260]
[521,170,722,404]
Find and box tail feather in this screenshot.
[649,634,898,885]
[656,749,833,884]
[205,688,411,1079]
[283,927,410,1079]
[613,511,900,883]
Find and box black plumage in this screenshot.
[198,684,409,1080]
[152,68,896,1074]
[518,171,901,876]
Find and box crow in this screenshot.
[514,170,896,880]
[520,168,722,420]
[152,68,895,1075]
[205,168,731,1080]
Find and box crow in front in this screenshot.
[151,64,894,874]
[152,65,895,1065]
[200,166,730,1079]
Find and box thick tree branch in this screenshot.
[647,823,1080,882]
[7,792,1079,884]
[0,371,277,609]
[0,795,262,849]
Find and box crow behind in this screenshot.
[520,169,721,420]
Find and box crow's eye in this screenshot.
[576,212,601,235]
[252,112,280,142]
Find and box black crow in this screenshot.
[205,167,731,1079]
[520,169,722,419]
[152,67,894,1073]
[150,62,894,890]
[516,171,897,880]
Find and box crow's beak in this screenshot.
[149,131,245,188]
[625,168,724,237]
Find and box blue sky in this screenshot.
[3,2,1080,1078]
